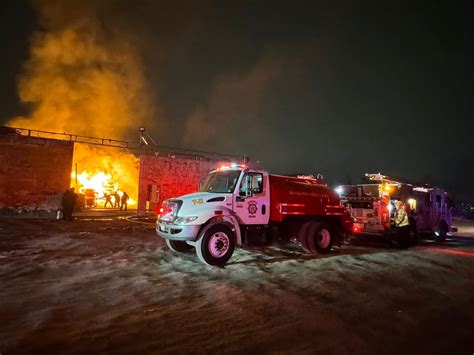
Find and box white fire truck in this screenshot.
[156,164,353,266]
[337,173,456,245]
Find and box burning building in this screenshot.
[0,1,245,216]
[5,0,155,210]
[0,125,243,217]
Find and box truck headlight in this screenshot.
[174,216,199,225]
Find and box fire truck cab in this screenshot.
[156,164,352,266]
[337,173,456,243]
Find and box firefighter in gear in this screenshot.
[114,191,120,208]
[343,202,356,222]
[120,191,129,211]
[61,188,78,221]
[104,193,113,208]
[394,201,410,248]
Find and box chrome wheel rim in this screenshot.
[209,232,230,257]
[318,229,331,248]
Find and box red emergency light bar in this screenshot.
[216,163,247,171]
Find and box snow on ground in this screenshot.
[453,218,474,238]
[0,218,473,354]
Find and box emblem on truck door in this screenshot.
[248,201,258,215]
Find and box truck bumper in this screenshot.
[351,224,394,237]
[156,222,201,241]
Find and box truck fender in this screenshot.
[197,215,242,246]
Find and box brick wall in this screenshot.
[0,134,74,217]
[137,155,218,215]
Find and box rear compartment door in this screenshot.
[352,201,384,233]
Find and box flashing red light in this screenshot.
[157,205,172,217]
[216,163,247,171]
[352,223,364,233]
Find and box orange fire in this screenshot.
[71,144,138,206]
[73,171,115,196]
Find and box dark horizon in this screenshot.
[1,0,473,201]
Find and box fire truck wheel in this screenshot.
[165,239,194,253]
[196,224,235,266]
[434,221,448,242]
[307,222,334,254]
[298,221,313,253]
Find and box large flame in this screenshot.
[71,145,138,206]
[75,171,115,197]
[7,1,155,208]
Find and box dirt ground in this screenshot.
[1,215,473,355]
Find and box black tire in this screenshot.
[307,222,334,254]
[196,224,235,266]
[434,221,448,242]
[298,221,313,253]
[165,239,194,253]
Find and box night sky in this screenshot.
[1,1,473,201]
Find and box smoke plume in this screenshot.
[9,0,155,139]
[7,0,157,202]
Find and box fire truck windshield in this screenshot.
[200,170,242,193]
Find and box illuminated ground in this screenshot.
[0,217,473,354]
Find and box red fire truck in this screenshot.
[337,173,456,245]
[156,164,353,266]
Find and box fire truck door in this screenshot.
[234,172,270,225]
